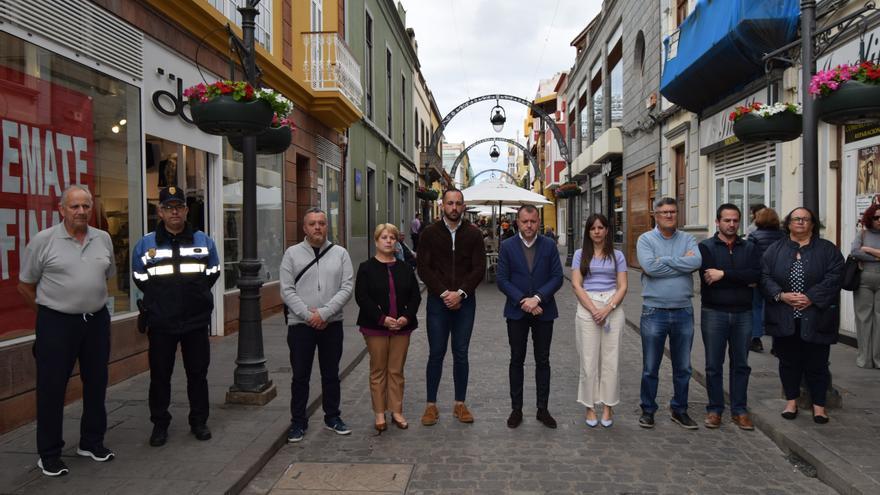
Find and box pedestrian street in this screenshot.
[243,281,833,494]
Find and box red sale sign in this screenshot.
[0,66,96,339]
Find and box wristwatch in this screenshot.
[457,289,468,299]
[610,302,618,310]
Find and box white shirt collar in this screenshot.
[444,218,461,234]
[519,232,537,248]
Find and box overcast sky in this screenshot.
[403,0,602,181]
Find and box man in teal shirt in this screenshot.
[636,197,702,430]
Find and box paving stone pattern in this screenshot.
[244,281,835,494]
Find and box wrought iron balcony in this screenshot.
[303,31,363,108]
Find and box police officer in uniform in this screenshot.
[132,187,221,446]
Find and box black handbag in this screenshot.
[841,255,862,291]
[842,231,868,292]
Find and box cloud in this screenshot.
[402,0,602,180]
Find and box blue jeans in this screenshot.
[639,305,694,414]
[425,294,476,402]
[751,288,765,339]
[701,308,752,415]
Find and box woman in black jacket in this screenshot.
[747,207,786,352]
[355,224,421,432]
[760,207,844,424]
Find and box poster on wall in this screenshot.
[0,66,95,340]
[856,146,880,229]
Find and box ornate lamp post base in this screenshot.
[226,382,277,406]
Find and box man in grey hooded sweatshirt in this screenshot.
[280,207,353,443]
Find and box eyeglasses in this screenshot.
[654,210,677,217]
[161,204,186,212]
[790,216,812,224]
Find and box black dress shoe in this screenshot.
[749,338,764,352]
[507,409,523,428]
[813,414,829,424]
[190,424,212,441]
[149,425,168,447]
[638,412,655,428]
[536,408,557,429]
[781,409,798,420]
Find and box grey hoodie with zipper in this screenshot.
[280,240,353,325]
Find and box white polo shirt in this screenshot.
[19,223,115,314]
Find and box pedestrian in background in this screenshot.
[746,203,766,236]
[698,204,760,431]
[18,185,116,476]
[747,207,784,353]
[417,188,485,426]
[355,224,422,431]
[850,203,880,368]
[496,205,563,429]
[410,213,422,251]
[280,207,354,442]
[132,186,221,447]
[761,207,843,424]
[571,213,627,428]
[636,197,702,430]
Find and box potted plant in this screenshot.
[415,186,439,201]
[810,62,880,124]
[228,89,295,154]
[730,101,802,143]
[554,182,582,199]
[184,80,274,136]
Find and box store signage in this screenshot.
[699,88,768,154]
[151,74,195,125]
[0,66,95,336]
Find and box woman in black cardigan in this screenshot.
[355,223,421,431]
[761,207,844,424]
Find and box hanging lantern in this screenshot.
[490,101,506,133]
[489,144,501,162]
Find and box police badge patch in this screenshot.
[148,248,156,258]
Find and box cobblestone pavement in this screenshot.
[244,281,835,494]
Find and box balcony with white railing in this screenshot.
[303,32,363,109]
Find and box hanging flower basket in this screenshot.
[554,183,582,199]
[184,81,274,136]
[228,125,294,155]
[730,103,802,143]
[416,188,439,201]
[811,62,880,125]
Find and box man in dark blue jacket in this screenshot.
[496,205,563,429]
[697,203,760,431]
[132,187,221,447]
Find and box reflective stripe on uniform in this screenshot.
[179,247,209,257]
[179,263,207,274]
[147,265,175,276]
[141,248,173,264]
[133,271,150,281]
[205,265,220,275]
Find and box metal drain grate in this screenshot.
[270,462,413,493]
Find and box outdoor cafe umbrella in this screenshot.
[460,179,551,240]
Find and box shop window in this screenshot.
[222,144,283,290]
[0,31,142,340]
[613,176,624,243]
[608,38,623,127]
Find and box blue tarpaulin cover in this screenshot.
[660,0,800,113]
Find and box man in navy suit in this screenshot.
[496,205,564,428]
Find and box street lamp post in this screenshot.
[801,0,819,214]
[226,0,276,405]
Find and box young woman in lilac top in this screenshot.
[354,224,421,432]
[570,214,628,427]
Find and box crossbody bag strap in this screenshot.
[285,243,335,325]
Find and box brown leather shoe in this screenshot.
[704,412,722,429]
[453,403,474,423]
[421,404,439,426]
[732,413,754,430]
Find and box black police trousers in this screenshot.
[148,326,210,428]
[35,306,110,460]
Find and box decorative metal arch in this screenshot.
[467,168,518,186]
[450,138,539,180]
[425,94,571,186]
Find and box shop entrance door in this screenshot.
[626,164,656,268]
[145,136,210,234]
